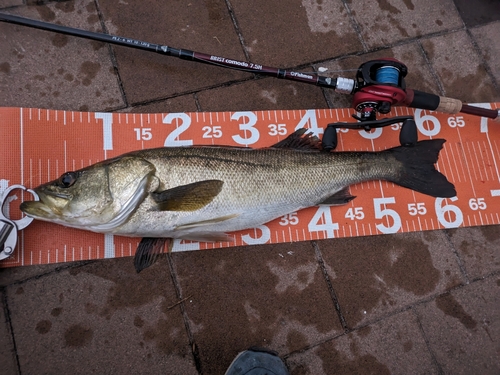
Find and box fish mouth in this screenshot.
[19,190,71,220]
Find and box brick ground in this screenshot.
[0,1,499,374]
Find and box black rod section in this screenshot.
[0,13,339,89]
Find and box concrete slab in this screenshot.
[347,0,462,49]
[122,94,199,114]
[0,1,124,111]
[286,310,438,374]
[453,0,500,27]
[6,257,197,374]
[470,21,500,84]
[230,0,363,66]
[415,275,500,375]
[420,30,499,102]
[0,290,19,375]
[196,76,328,112]
[97,0,251,105]
[446,226,500,280]
[171,242,344,374]
[0,0,22,8]
[318,230,465,328]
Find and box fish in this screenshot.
[20,129,456,272]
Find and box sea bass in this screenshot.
[20,129,456,271]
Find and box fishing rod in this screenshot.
[0,12,498,150]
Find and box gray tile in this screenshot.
[98,0,250,104]
[0,1,124,111]
[453,0,500,27]
[121,94,199,114]
[0,290,19,375]
[415,276,500,375]
[6,257,197,374]
[319,231,465,328]
[470,21,500,84]
[172,242,343,374]
[230,0,363,66]
[0,0,22,8]
[197,77,328,112]
[348,0,462,49]
[446,226,500,280]
[287,310,438,375]
[420,30,499,103]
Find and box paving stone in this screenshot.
[0,290,19,375]
[348,0,462,49]
[317,42,442,109]
[121,94,199,114]
[6,257,197,374]
[470,21,500,84]
[319,230,465,328]
[286,310,438,374]
[197,76,328,112]
[420,30,499,103]
[171,242,343,375]
[414,276,500,375]
[0,1,124,111]
[453,0,500,27]
[230,0,362,67]
[446,226,500,280]
[0,0,23,8]
[98,0,251,105]
[0,262,81,287]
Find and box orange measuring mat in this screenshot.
[1,104,499,267]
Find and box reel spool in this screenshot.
[352,59,408,121]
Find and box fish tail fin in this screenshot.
[385,139,456,198]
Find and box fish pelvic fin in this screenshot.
[386,139,456,198]
[134,237,172,273]
[317,187,356,205]
[151,180,224,211]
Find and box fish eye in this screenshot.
[57,172,78,188]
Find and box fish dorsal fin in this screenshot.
[134,237,172,273]
[271,128,322,151]
[151,180,224,211]
[317,187,356,206]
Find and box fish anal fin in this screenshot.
[318,187,356,206]
[134,237,172,273]
[151,180,223,211]
[271,128,322,151]
[182,232,235,243]
[175,213,239,231]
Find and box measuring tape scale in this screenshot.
[1,104,499,267]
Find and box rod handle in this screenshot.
[404,89,499,120]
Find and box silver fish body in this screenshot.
[20,131,455,243]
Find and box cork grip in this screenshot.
[436,96,463,114]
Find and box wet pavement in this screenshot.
[0,0,499,374]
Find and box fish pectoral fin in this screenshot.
[151,179,224,211]
[134,237,172,273]
[317,187,356,206]
[182,232,235,243]
[174,213,239,231]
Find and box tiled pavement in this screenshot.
[0,0,499,374]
